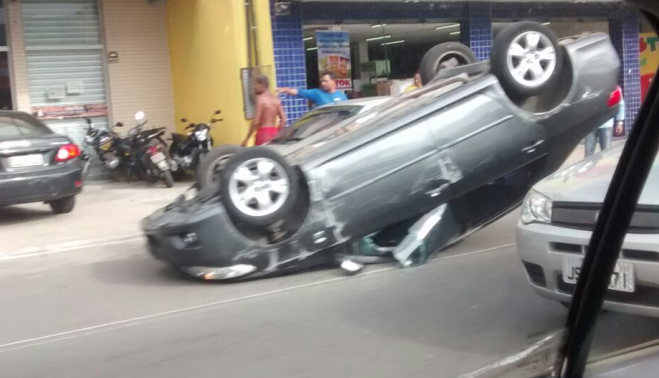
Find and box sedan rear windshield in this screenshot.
[0,115,52,139]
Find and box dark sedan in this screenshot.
[143,22,622,280]
[0,111,83,214]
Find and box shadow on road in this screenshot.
[90,257,202,288]
[0,205,56,226]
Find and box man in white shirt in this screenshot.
[585,87,625,157]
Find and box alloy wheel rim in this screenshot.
[228,158,289,217]
[506,31,557,88]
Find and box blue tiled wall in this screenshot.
[271,0,308,125]
[460,2,492,61]
[609,12,641,134]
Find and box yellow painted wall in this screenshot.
[167,0,275,145]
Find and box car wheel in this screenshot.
[197,145,243,188]
[220,146,298,227]
[50,196,75,214]
[491,21,563,98]
[419,42,477,85]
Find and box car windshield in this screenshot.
[274,104,362,141]
[0,115,52,138]
[3,1,659,378]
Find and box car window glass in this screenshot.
[281,106,361,140]
[0,116,52,138]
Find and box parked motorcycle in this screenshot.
[81,112,174,188]
[127,111,175,188]
[169,110,221,180]
[82,118,122,178]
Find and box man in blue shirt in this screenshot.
[277,70,347,107]
[584,86,625,157]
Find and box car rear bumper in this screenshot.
[0,161,82,206]
[517,221,659,317]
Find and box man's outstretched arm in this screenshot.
[276,88,299,97]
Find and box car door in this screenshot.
[318,120,442,240]
[424,90,548,223]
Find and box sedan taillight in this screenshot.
[607,86,622,108]
[55,144,81,162]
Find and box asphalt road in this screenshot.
[1,212,658,378]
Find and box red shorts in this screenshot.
[255,126,279,146]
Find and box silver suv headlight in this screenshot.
[521,190,553,224]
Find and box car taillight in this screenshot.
[608,87,622,108]
[148,145,160,155]
[55,144,80,162]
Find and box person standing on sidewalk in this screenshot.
[585,86,625,157]
[404,72,423,93]
[242,75,286,147]
[277,70,347,108]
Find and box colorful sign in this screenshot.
[316,31,352,90]
[640,32,659,101]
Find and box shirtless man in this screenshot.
[242,75,286,146]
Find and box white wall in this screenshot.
[102,0,175,132]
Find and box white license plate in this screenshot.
[8,154,44,168]
[150,152,166,164]
[563,256,635,293]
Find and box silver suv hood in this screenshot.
[534,143,659,206]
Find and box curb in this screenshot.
[1,233,144,261]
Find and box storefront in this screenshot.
[271,0,645,134]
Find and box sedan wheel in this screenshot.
[228,158,289,218]
[220,147,299,227]
[491,21,564,98]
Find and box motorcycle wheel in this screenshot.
[162,170,174,188]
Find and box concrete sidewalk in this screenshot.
[0,181,191,258]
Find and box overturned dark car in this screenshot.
[143,22,622,280]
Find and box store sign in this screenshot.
[640,32,659,101]
[316,31,352,90]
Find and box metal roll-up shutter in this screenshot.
[22,0,108,149]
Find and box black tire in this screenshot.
[491,21,564,98]
[197,145,243,188]
[50,196,75,214]
[220,146,298,227]
[171,168,186,181]
[162,170,174,188]
[419,42,477,85]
